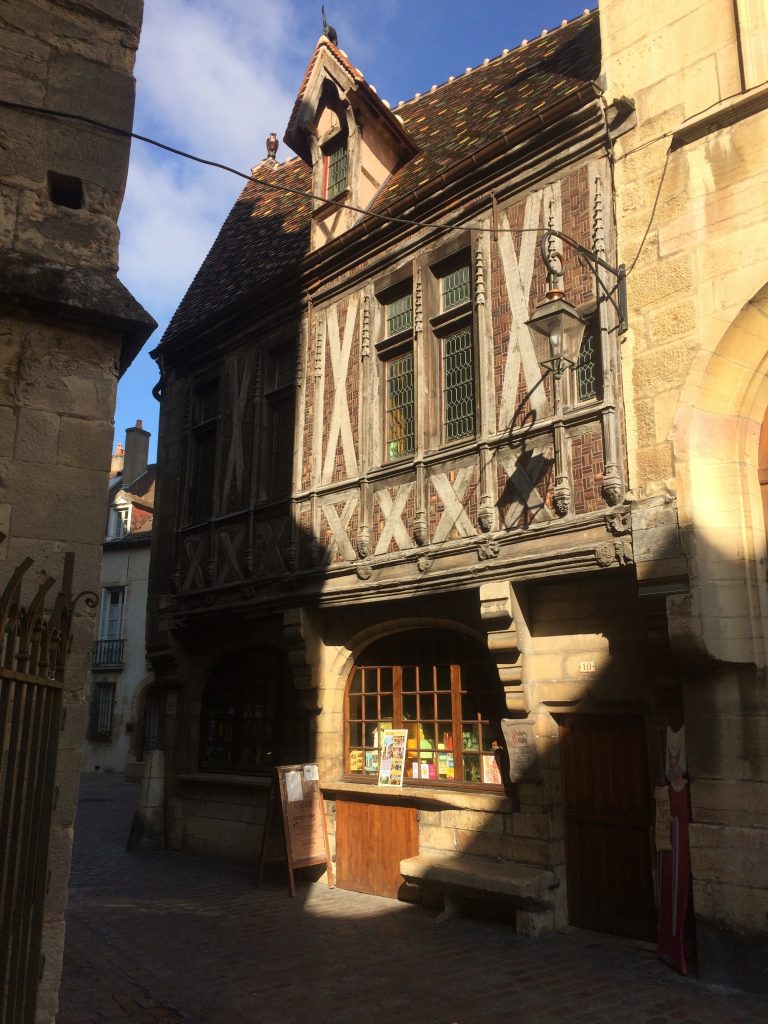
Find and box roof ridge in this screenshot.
[250,152,309,176]
[393,8,596,112]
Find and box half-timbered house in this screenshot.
[147,11,674,943]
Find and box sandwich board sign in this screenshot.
[257,763,334,896]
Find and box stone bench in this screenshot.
[400,853,559,936]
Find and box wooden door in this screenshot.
[559,715,656,941]
[335,799,418,898]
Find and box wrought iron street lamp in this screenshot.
[527,294,587,380]
[527,228,628,378]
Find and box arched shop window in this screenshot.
[345,630,508,787]
[199,647,305,774]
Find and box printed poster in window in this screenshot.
[378,729,408,788]
[481,751,503,785]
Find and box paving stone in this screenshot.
[59,774,768,1024]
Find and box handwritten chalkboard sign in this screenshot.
[257,764,334,896]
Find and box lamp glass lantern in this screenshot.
[527,297,587,380]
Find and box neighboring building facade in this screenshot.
[601,0,768,992]
[147,2,768,992]
[84,420,157,778]
[0,2,154,1021]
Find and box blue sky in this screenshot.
[116,0,594,458]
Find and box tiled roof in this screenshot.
[123,464,157,505]
[372,14,600,213]
[160,11,599,350]
[161,158,312,346]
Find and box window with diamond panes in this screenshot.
[268,395,294,494]
[386,292,413,336]
[265,348,295,497]
[345,632,507,787]
[443,327,475,440]
[575,312,602,403]
[189,381,219,522]
[385,351,414,460]
[325,142,347,199]
[442,264,471,310]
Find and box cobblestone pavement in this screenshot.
[59,774,768,1024]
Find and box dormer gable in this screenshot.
[284,35,417,250]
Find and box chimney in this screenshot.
[110,442,125,479]
[122,419,150,487]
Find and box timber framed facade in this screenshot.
[149,11,688,951]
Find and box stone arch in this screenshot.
[315,616,491,776]
[671,282,768,666]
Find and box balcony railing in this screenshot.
[92,638,125,668]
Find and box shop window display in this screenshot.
[344,631,507,787]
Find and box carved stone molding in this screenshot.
[594,542,616,568]
[479,580,525,714]
[205,558,216,588]
[413,510,428,547]
[477,537,500,561]
[477,494,495,533]
[553,485,571,518]
[602,479,624,507]
[356,525,371,559]
[606,508,631,536]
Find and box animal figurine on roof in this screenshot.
[321,6,338,45]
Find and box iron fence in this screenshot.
[0,553,90,1024]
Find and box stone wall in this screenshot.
[0,2,153,1019]
[600,0,768,990]
[175,778,271,863]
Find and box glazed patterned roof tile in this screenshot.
[161,11,599,348]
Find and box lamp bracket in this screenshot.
[540,355,576,381]
[540,229,628,334]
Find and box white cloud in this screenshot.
[118,0,303,333]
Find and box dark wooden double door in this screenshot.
[559,715,656,941]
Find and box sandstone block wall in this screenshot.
[601,0,768,990]
[0,2,153,1020]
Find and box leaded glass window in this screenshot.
[268,395,294,494]
[443,328,475,441]
[197,384,219,423]
[326,143,347,199]
[386,293,413,336]
[190,427,216,521]
[442,265,471,310]
[575,313,602,403]
[189,380,219,523]
[385,351,415,460]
